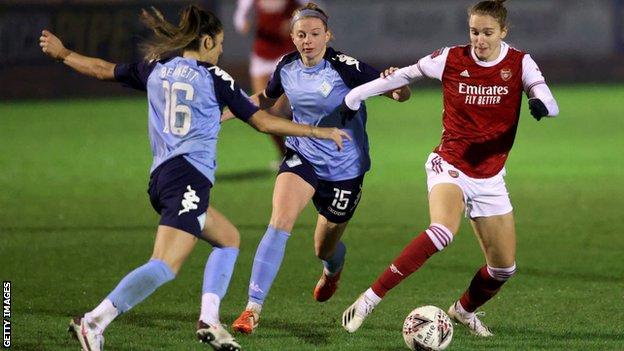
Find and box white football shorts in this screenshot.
[425,152,513,218]
[250,53,281,78]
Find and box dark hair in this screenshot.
[468,0,508,29]
[291,2,329,31]
[140,5,223,61]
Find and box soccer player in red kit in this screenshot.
[340,0,559,337]
[234,0,308,164]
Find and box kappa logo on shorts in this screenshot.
[178,185,200,215]
[448,170,459,178]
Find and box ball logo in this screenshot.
[500,68,512,81]
[448,170,459,178]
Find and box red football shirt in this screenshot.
[253,0,299,59]
[424,44,526,178]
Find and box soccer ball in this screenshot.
[402,305,453,351]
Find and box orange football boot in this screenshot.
[313,270,342,302]
[232,309,259,334]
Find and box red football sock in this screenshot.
[371,230,440,298]
[459,266,507,312]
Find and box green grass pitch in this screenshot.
[1,85,623,350]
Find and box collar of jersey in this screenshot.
[297,55,328,73]
[470,41,509,67]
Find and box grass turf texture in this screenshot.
[1,85,623,350]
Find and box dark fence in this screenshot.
[1,0,623,100]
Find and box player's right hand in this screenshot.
[314,127,352,151]
[40,30,70,61]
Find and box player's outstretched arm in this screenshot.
[345,63,422,111]
[247,110,351,151]
[221,90,279,122]
[40,30,116,81]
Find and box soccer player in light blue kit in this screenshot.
[39,5,349,351]
[231,2,411,334]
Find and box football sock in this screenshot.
[200,293,221,325]
[84,299,118,333]
[459,264,516,312]
[106,259,175,314]
[322,241,346,276]
[202,247,239,299]
[371,224,454,298]
[248,225,290,305]
[245,301,263,314]
[200,247,239,324]
[364,288,382,305]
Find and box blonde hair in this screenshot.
[139,5,222,61]
[468,0,508,29]
[291,2,329,31]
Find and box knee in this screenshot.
[487,263,517,281]
[221,227,241,248]
[269,213,297,232]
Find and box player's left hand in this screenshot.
[528,98,549,121]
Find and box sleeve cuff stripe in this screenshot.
[527,80,546,92]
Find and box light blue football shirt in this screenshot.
[114,57,258,184]
[265,47,380,181]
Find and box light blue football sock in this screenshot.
[322,241,346,274]
[248,225,290,304]
[202,247,239,299]
[107,259,175,314]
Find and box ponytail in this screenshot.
[140,5,222,61]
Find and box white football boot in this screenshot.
[341,294,377,333]
[68,316,105,351]
[196,321,241,351]
[447,301,493,337]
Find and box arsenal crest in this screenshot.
[500,68,512,81]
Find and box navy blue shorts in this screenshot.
[278,149,364,224]
[147,156,212,237]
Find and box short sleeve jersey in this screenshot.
[265,47,380,181]
[253,0,299,59]
[114,57,259,184]
[416,42,546,178]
